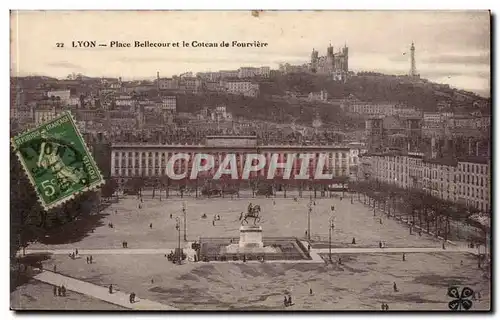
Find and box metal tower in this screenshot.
[409,42,418,77]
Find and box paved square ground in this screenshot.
[23,192,490,310]
[42,251,489,310]
[10,280,124,310]
[29,194,445,250]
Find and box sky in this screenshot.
[10,10,491,96]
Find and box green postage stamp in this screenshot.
[11,111,104,210]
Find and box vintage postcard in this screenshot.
[10,10,491,311]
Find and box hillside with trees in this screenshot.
[173,91,364,130]
[260,72,489,113]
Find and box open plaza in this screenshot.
[13,190,491,311]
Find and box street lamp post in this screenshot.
[175,217,181,265]
[329,215,335,262]
[307,197,313,241]
[183,202,187,241]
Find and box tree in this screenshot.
[152,178,159,199]
[298,181,305,198]
[10,150,41,258]
[101,178,118,199]
[160,175,170,198]
[249,176,260,198]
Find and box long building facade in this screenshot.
[359,152,491,213]
[110,136,351,185]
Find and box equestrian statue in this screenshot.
[239,203,261,226]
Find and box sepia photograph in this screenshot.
[9,10,491,311]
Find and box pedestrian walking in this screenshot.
[86,256,89,264]
[61,285,66,297]
[381,303,385,310]
[338,257,342,265]
[53,265,57,272]
[212,220,215,226]
[379,241,382,248]
[284,296,288,307]
[442,242,446,250]
[57,286,61,296]
[352,237,356,245]
[393,282,398,292]
[75,249,78,256]
[149,223,152,229]
[308,244,311,252]
[109,284,113,294]
[288,295,292,306]
[402,253,406,261]
[53,286,57,296]
[309,288,313,295]
[89,255,93,264]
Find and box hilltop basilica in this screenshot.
[310,43,349,81]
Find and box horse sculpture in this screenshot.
[239,204,261,226]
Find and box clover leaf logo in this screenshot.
[448,286,474,311]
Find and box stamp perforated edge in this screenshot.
[11,111,105,211]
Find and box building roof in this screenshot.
[457,156,490,165]
[423,157,458,167]
[206,135,257,139]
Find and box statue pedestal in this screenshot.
[239,226,264,248]
[224,225,279,255]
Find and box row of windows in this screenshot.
[113,161,348,175]
[113,151,349,158]
[113,167,348,176]
[378,171,490,192]
[113,155,349,164]
[376,163,489,182]
[378,158,488,176]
